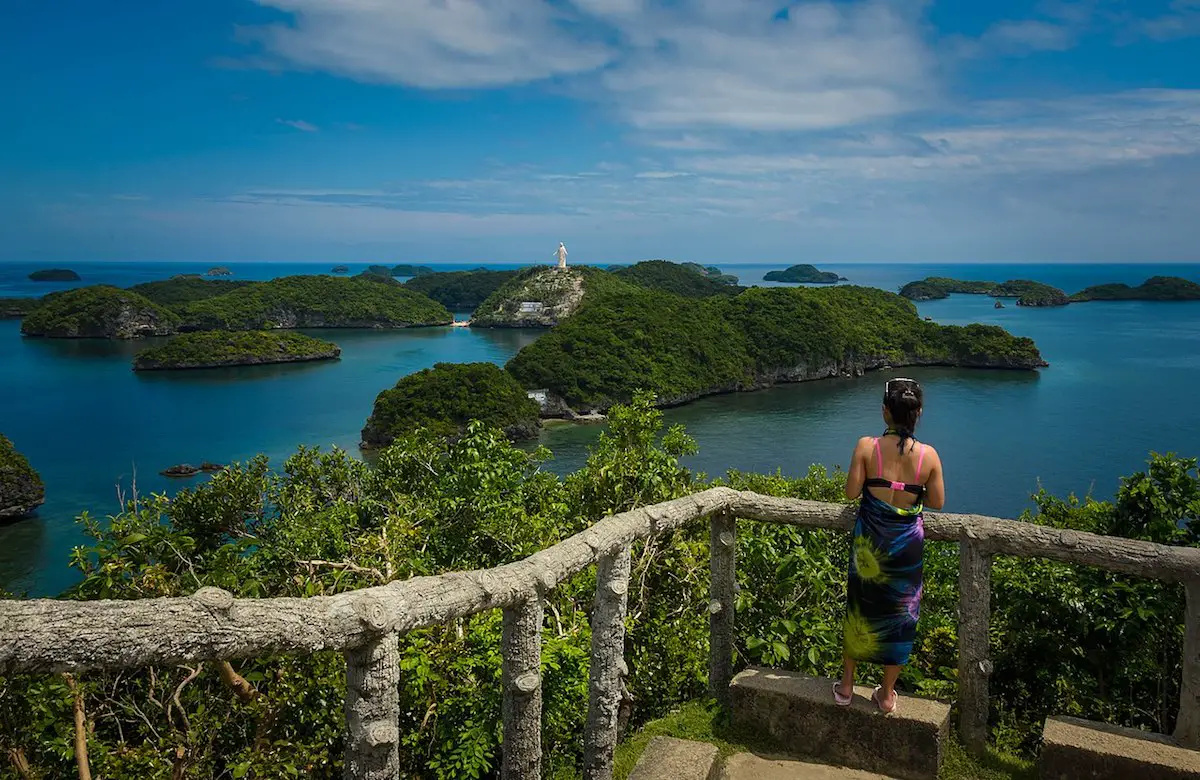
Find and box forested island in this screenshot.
[205,267,233,277]
[177,275,453,330]
[392,264,434,277]
[128,278,254,306]
[0,433,44,519]
[404,268,519,310]
[899,277,1070,306]
[0,298,41,319]
[505,283,1046,413]
[1071,276,1200,301]
[21,286,180,339]
[763,264,845,284]
[133,331,341,371]
[27,269,80,282]
[471,266,607,327]
[615,260,744,298]
[330,265,350,274]
[360,361,540,446]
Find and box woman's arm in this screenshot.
[844,436,872,500]
[923,447,946,510]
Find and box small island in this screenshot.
[331,265,350,274]
[28,268,81,282]
[0,297,42,319]
[614,260,742,298]
[361,361,540,447]
[206,267,233,277]
[1071,276,1200,302]
[178,275,453,330]
[506,284,1047,413]
[0,434,45,519]
[133,331,341,371]
[763,264,844,284]
[405,269,520,310]
[391,264,435,277]
[899,277,1069,307]
[21,286,180,338]
[128,277,254,307]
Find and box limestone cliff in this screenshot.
[21,286,179,339]
[470,267,589,328]
[0,434,45,519]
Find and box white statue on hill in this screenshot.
[555,242,568,269]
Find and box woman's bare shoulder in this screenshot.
[920,442,942,461]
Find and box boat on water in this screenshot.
[995,300,1005,309]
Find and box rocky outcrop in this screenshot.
[471,267,587,328]
[0,435,45,520]
[206,267,233,277]
[21,286,179,339]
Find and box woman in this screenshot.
[833,377,945,713]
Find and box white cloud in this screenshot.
[247,0,613,88]
[276,118,319,132]
[1140,0,1200,40]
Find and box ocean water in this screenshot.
[2,260,1199,596]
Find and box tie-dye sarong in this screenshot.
[843,490,924,666]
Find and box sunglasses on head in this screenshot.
[885,378,917,393]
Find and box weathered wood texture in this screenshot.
[1176,580,1200,749]
[957,533,994,755]
[709,511,737,708]
[0,489,735,674]
[727,493,1200,581]
[343,632,400,780]
[583,545,632,780]
[501,595,544,780]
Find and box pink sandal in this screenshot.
[832,682,852,707]
[871,686,898,714]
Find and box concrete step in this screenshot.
[729,667,950,780]
[628,736,719,780]
[721,752,897,779]
[1039,716,1200,779]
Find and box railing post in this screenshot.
[958,530,993,755]
[583,545,632,780]
[709,510,736,708]
[343,632,400,780]
[501,594,543,779]
[1176,580,1200,748]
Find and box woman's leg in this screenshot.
[878,664,901,708]
[837,656,856,697]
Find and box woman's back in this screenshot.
[865,435,933,510]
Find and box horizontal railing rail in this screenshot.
[0,488,1196,779]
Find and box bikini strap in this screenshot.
[916,444,927,482]
[874,437,883,478]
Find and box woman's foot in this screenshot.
[833,682,853,706]
[871,685,898,714]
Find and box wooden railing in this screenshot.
[1,488,1197,779]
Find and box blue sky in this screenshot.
[2,0,1199,264]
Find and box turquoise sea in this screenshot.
[3,260,1200,596]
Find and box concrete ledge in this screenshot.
[629,736,719,780]
[729,667,949,780]
[1039,716,1200,780]
[721,752,894,779]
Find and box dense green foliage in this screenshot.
[27,269,80,282]
[404,269,521,309]
[0,297,42,319]
[364,265,392,276]
[506,285,1045,410]
[763,264,842,283]
[361,362,540,446]
[392,264,434,277]
[1071,276,1200,302]
[206,267,233,277]
[0,433,45,518]
[179,275,452,330]
[21,286,180,339]
[133,331,341,370]
[615,261,743,298]
[899,277,1069,306]
[0,396,1193,778]
[128,278,255,307]
[680,262,739,285]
